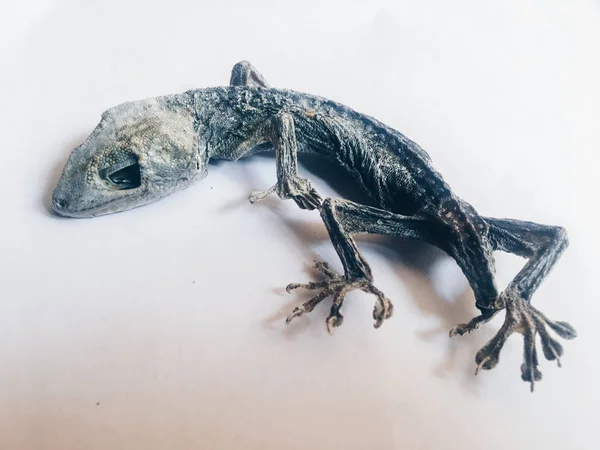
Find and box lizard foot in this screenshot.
[285,261,394,333]
[249,177,322,210]
[450,290,577,392]
[280,176,322,210]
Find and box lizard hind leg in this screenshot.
[451,217,576,391]
[286,198,447,332]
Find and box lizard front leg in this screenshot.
[286,198,449,332]
[229,62,320,209]
[249,112,322,210]
[451,217,576,391]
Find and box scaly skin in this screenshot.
[52,60,575,391]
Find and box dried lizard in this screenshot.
[51,61,576,391]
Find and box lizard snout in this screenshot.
[51,195,70,214]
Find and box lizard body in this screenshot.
[199,85,445,213]
[194,86,498,303]
[52,61,575,391]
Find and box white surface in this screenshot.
[0,1,598,449]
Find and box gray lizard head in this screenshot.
[52,97,206,217]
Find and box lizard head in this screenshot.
[51,97,206,217]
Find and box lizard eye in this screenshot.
[99,154,141,190]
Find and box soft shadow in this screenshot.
[297,152,376,206]
[226,152,498,390]
[259,218,336,340]
[334,235,495,392]
[378,237,497,391]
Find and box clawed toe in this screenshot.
[286,304,320,324]
[313,261,338,279]
[248,185,276,204]
[449,310,498,338]
[326,303,344,334]
[286,280,327,293]
[285,261,394,331]
[286,306,306,323]
[473,318,512,374]
[456,290,577,391]
[293,188,322,210]
[280,177,322,210]
[372,291,394,329]
[285,262,341,293]
[248,177,322,210]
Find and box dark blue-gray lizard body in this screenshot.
[198,85,439,214]
[52,61,576,391]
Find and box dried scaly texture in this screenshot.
[52,61,576,391]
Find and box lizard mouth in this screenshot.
[52,195,134,218]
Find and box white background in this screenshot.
[0,1,598,449]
